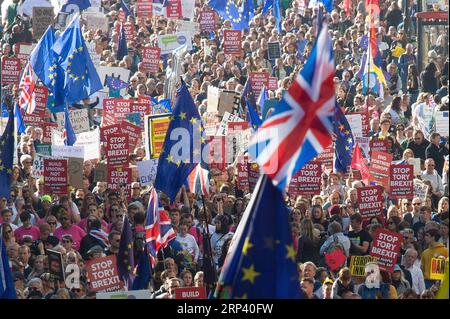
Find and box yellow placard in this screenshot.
[349,255,378,277]
[148,115,171,159]
[430,257,448,281]
[392,45,406,58]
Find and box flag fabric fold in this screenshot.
[333,105,354,173]
[14,103,26,135]
[116,23,129,61]
[0,239,16,299]
[117,215,135,288]
[0,109,15,201]
[351,143,373,184]
[246,99,262,131]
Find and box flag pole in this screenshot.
[200,193,218,288]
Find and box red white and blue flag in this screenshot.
[187,164,210,196]
[248,25,335,191]
[145,188,176,267]
[18,63,37,114]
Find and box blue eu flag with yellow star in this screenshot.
[245,99,262,131]
[155,82,207,202]
[208,0,254,31]
[215,175,301,299]
[151,97,172,114]
[117,215,135,289]
[0,109,15,200]
[53,15,103,105]
[333,104,354,174]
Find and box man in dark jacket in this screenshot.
[425,133,444,176]
[407,130,430,161]
[79,219,109,260]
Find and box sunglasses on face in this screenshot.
[48,221,56,225]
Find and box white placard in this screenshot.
[137,159,159,186]
[52,145,85,159]
[345,114,363,138]
[32,153,49,178]
[96,290,152,299]
[55,109,90,134]
[83,11,109,33]
[181,0,195,20]
[74,128,100,160]
[435,111,449,137]
[176,20,200,34]
[408,158,422,177]
[216,112,244,136]
[157,31,193,55]
[97,66,131,87]
[414,178,429,202]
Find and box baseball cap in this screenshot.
[323,278,334,285]
[393,264,402,272]
[40,195,52,203]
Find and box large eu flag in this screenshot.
[0,109,14,201]
[117,216,135,288]
[53,15,103,105]
[0,239,16,299]
[208,0,254,31]
[215,175,301,299]
[155,82,207,202]
[333,105,354,174]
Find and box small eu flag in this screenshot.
[0,108,15,201]
[105,75,128,97]
[208,0,254,30]
[245,99,262,131]
[333,105,354,174]
[116,23,129,61]
[117,215,135,288]
[215,175,301,299]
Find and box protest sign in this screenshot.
[136,0,153,19]
[351,112,370,137]
[250,72,269,93]
[68,157,84,189]
[142,47,161,73]
[137,159,159,186]
[94,163,108,183]
[389,164,414,199]
[23,85,48,126]
[180,0,195,20]
[35,144,52,156]
[32,7,54,39]
[216,111,244,136]
[435,111,449,136]
[207,87,240,116]
[97,66,130,88]
[44,159,68,195]
[74,128,101,160]
[97,290,152,299]
[106,134,129,166]
[47,249,65,281]
[407,158,422,176]
[370,228,402,273]
[131,102,150,125]
[103,98,132,124]
[349,255,378,277]
[430,257,448,280]
[315,145,335,171]
[223,30,242,55]
[84,11,109,33]
[166,0,182,19]
[199,10,216,32]
[248,161,260,193]
[174,287,207,299]
[267,42,281,60]
[101,124,121,143]
[345,114,363,138]
[370,138,389,153]
[16,43,33,67]
[120,121,142,151]
[357,186,384,219]
[369,151,393,189]
[268,77,278,91]
[32,153,48,178]
[145,114,171,159]
[1,57,21,84]
[108,166,132,198]
[86,255,122,293]
[355,137,370,159]
[413,178,430,202]
[288,161,322,197]
[157,32,193,55]
[175,20,200,33]
[236,155,250,191]
[207,136,226,171]
[56,109,90,134]
[52,145,85,159]
[126,113,142,126]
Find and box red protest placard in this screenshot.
[250,72,269,93]
[1,57,21,84]
[288,161,322,197]
[207,136,226,171]
[100,124,121,143]
[357,186,384,219]
[389,164,414,199]
[315,145,335,171]
[199,10,216,32]
[174,286,207,299]
[108,166,132,198]
[352,112,370,137]
[268,77,278,90]
[223,30,242,55]
[106,134,129,166]
[44,159,67,195]
[136,0,153,19]
[103,98,132,124]
[42,122,59,144]
[131,101,150,121]
[166,0,182,19]
[370,228,402,273]
[16,43,32,68]
[142,47,161,73]
[120,121,142,151]
[23,85,48,126]
[227,121,249,132]
[86,255,123,292]
[236,155,249,191]
[369,151,393,189]
[248,161,260,193]
[370,138,389,153]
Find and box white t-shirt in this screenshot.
[176,233,199,262]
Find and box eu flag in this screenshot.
[105,75,128,97]
[53,16,103,105]
[215,175,301,299]
[273,0,282,33]
[29,26,66,111]
[117,216,135,288]
[0,240,16,299]
[155,82,207,202]
[120,0,133,18]
[132,245,152,290]
[241,78,256,118]
[333,105,354,174]
[0,109,14,201]
[14,103,26,135]
[116,23,128,61]
[245,99,262,131]
[151,98,172,114]
[208,0,254,31]
[262,0,274,15]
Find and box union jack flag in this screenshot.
[18,63,36,114]
[248,25,335,190]
[187,164,210,197]
[145,188,176,267]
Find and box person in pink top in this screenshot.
[14,211,40,244]
[53,206,86,251]
[77,203,108,233]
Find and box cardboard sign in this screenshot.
[430,257,447,280]
[345,114,363,138]
[120,121,142,151]
[56,109,90,134]
[288,161,322,197]
[199,10,216,32]
[1,57,21,84]
[86,255,122,292]
[174,286,207,299]
[389,164,414,199]
[370,138,389,153]
[44,159,68,195]
[435,111,449,137]
[413,178,430,202]
[166,0,182,19]
[23,85,48,126]
[370,228,402,273]
[223,30,242,55]
[207,87,240,116]
[349,255,378,277]
[94,163,108,183]
[106,134,129,166]
[357,186,384,219]
[68,157,84,189]
[136,0,153,19]
[52,145,85,159]
[369,151,393,189]
[32,7,54,39]
[108,166,132,198]
[157,31,193,55]
[47,249,65,281]
[250,72,269,93]
[137,159,159,186]
[142,47,161,73]
[267,42,281,60]
[268,77,278,91]
[145,114,171,159]
[97,290,152,299]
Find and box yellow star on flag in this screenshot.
[6,169,12,174]
[242,237,253,255]
[0,165,4,171]
[345,146,350,151]
[190,117,197,124]
[286,244,296,262]
[166,154,173,163]
[241,265,261,284]
[179,112,186,120]
[200,136,206,144]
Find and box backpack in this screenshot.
[325,234,346,256]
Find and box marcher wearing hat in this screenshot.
[392,264,412,296]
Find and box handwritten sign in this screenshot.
[137,159,159,186]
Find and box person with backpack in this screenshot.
[348,213,372,256]
[319,221,351,263]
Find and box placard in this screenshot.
[157,31,193,55]
[369,151,393,189]
[136,0,153,19]
[84,11,109,33]
[250,72,269,93]
[389,164,414,199]
[349,255,378,277]
[32,7,54,39]
[47,249,65,281]
[86,255,122,292]
[166,0,182,19]
[355,136,370,159]
[103,98,132,124]
[145,114,171,159]
[74,128,101,160]
[174,286,207,299]
[223,30,242,55]
[68,157,84,189]
[267,42,281,60]
[101,124,121,143]
[94,163,108,183]
[345,114,363,138]
[108,166,132,197]
[268,77,278,91]
[44,159,68,195]
[216,111,244,136]
[288,161,322,197]
[370,228,402,273]
[435,111,449,137]
[1,57,21,84]
[32,153,49,178]
[106,134,129,166]
[413,178,430,202]
[142,47,161,73]
[16,43,33,67]
[430,257,447,280]
[199,10,216,32]
[357,185,384,219]
[315,145,335,171]
[120,121,142,151]
[370,138,389,153]
[137,159,159,186]
[52,145,85,159]
[23,85,48,126]
[408,158,422,176]
[351,112,370,137]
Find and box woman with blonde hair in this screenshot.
[296,219,320,265]
[432,197,449,223]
